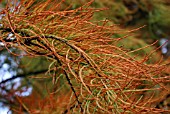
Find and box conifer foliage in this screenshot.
[0,0,169,113]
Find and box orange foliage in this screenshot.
[0,0,169,113]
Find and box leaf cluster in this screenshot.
[0,0,169,113]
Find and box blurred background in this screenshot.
[0,0,170,113]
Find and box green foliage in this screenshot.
[20,56,50,73]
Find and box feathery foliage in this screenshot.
[0,0,169,113]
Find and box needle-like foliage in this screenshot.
[0,0,169,113]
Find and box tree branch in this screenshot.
[0,69,48,85]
